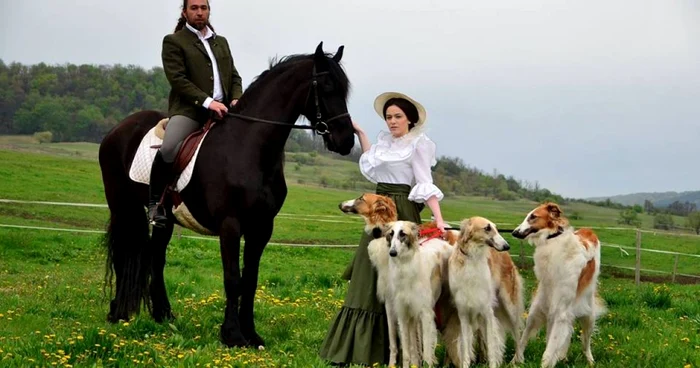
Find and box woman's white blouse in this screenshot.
[359,130,444,203]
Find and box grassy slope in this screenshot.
[1,137,699,366]
[1,138,698,277]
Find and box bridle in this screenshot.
[225,64,350,136]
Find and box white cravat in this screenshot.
[186,22,223,108]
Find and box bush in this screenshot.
[495,189,518,201]
[618,209,642,227]
[653,213,674,230]
[33,131,53,143]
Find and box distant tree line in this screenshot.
[286,131,567,203]
[0,59,169,142]
[2,59,693,214]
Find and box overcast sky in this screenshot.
[2,0,699,199]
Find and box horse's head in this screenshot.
[302,42,355,156]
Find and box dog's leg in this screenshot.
[420,309,437,367]
[414,318,423,365]
[408,316,421,367]
[386,302,398,368]
[580,313,596,365]
[496,297,521,364]
[398,314,412,368]
[541,310,574,368]
[513,298,545,364]
[458,312,475,368]
[484,310,505,368]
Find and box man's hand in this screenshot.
[208,100,228,118]
[230,99,239,107]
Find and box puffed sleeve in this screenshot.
[408,136,444,203]
[358,148,379,184]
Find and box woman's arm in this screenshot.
[426,196,446,230]
[409,136,447,232]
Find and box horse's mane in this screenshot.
[233,52,350,112]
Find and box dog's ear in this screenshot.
[372,197,397,223]
[546,202,562,219]
[408,222,419,241]
[459,218,473,244]
[371,226,383,239]
[384,222,395,243]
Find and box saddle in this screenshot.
[152,117,216,177]
[150,116,217,210]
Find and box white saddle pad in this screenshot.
[128,126,210,192]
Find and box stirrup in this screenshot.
[148,188,169,227]
[149,205,168,227]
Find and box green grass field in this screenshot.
[1,136,699,367]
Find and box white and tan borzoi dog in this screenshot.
[383,220,452,368]
[511,202,606,368]
[339,193,455,368]
[447,216,524,368]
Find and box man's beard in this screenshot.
[187,17,207,30]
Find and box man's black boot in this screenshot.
[148,151,173,228]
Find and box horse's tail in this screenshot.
[102,200,152,322]
[99,121,153,322]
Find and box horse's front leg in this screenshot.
[219,216,247,347]
[238,218,273,348]
[150,221,175,322]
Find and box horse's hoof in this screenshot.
[107,301,128,323]
[220,326,249,348]
[152,309,175,323]
[242,329,265,348]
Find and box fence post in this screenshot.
[519,240,525,269]
[635,229,641,286]
[672,254,679,283]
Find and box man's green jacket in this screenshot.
[161,28,243,124]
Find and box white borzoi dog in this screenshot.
[447,216,524,368]
[511,202,606,368]
[384,220,451,368]
[339,193,455,368]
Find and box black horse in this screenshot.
[98,42,354,348]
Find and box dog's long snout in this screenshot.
[389,249,397,257]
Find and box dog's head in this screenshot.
[339,193,398,230]
[511,202,569,240]
[458,216,510,252]
[385,221,420,259]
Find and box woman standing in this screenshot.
[319,92,446,366]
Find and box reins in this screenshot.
[224,65,349,136]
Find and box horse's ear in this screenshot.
[315,42,324,58]
[332,45,344,63]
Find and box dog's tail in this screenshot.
[593,291,607,319]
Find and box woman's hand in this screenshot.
[353,120,371,153]
[352,120,364,135]
[436,220,448,234]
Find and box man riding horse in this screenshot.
[150,0,244,227]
